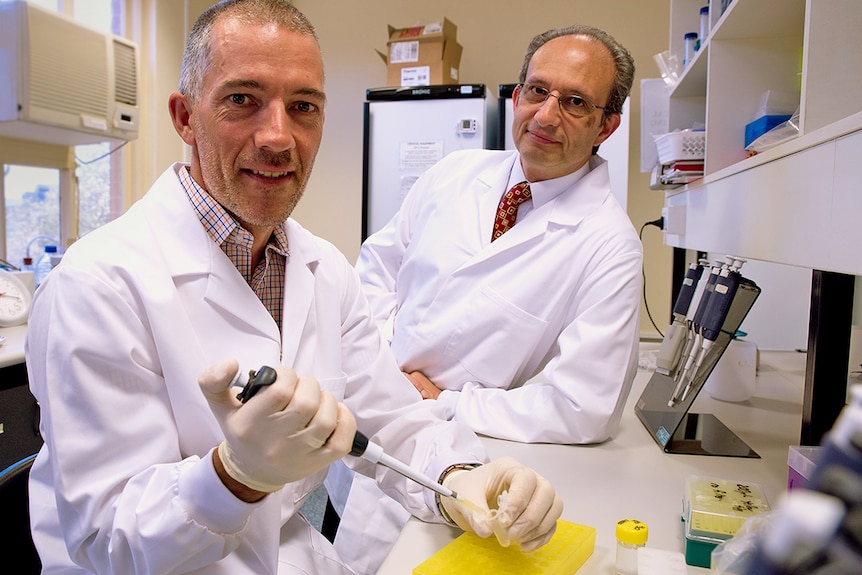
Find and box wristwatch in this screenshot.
[436,462,483,526]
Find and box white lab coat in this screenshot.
[358,149,642,443]
[26,163,486,575]
[333,149,643,574]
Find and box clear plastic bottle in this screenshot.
[684,32,698,66]
[35,245,58,287]
[699,6,710,45]
[615,518,648,575]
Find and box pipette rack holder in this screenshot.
[635,278,761,458]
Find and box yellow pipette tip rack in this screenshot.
[412,519,596,575]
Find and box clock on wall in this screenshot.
[0,269,33,327]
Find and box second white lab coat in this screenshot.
[358,149,643,444]
[333,149,643,575]
[26,163,486,575]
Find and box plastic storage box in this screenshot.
[787,445,823,490]
[654,130,706,164]
[412,519,595,575]
[682,475,771,568]
[744,114,792,147]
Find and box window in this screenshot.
[2,165,61,268]
[0,0,126,270]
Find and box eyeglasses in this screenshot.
[517,83,608,118]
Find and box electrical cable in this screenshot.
[74,140,129,166]
[640,217,665,338]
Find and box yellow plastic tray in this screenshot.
[413,520,596,575]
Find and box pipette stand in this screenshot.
[635,279,761,458]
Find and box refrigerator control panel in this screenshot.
[458,119,478,133]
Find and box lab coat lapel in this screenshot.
[467,155,613,266]
[279,220,319,367]
[476,154,519,243]
[546,154,613,228]
[148,164,278,345]
[472,157,546,260]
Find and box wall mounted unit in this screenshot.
[0,1,140,146]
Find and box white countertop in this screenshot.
[376,349,807,574]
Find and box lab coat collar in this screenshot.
[142,164,323,355]
[476,154,613,245]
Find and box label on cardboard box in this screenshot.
[390,41,420,64]
[399,66,431,86]
[423,21,444,35]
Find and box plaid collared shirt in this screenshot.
[178,166,288,333]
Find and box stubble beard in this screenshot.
[200,148,308,229]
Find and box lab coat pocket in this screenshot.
[317,373,347,402]
[445,287,548,384]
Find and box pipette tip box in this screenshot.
[682,475,770,568]
[412,519,596,575]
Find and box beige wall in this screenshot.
[170,0,673,336]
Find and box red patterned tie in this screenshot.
[491,181,532,241]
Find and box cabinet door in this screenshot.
[0,363,43,470]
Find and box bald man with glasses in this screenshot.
[330,25,644,574]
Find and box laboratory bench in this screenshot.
[376,347,809,574]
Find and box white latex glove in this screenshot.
[441,456,563,551]
[198,359,356,492]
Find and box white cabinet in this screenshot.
[666,0,861,186]
[664,0,862,273]
[662,0,862,444]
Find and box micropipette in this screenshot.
[346,430,458,500]
[655,261,705,376]
[232,365,459,501]
[668,261,721,406]
[673,258,750,405]
[676,266,742,403]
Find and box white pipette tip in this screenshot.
[488,491,511,547]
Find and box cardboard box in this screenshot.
[378,18,462,87]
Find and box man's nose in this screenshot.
[255,101,296,152]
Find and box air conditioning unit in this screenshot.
[0,1,140,146]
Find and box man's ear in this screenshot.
[168,92,195,146]
[512,83,522,110]
[593,112,621,148]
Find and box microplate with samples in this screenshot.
[685,475,770,540]
[412,519,596,575]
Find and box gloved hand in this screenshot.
[198,359,356,493]
[441,456,563,551]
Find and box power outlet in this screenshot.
[662,205,686,235]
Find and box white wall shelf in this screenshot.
[662,0,862,446]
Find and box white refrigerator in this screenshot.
[361,84,496,239]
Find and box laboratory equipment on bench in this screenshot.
[741,385,862,574]
[634,256,761,458]
[667,259,723,402]
[615,518,648,575]
[655,260,706,378]
[412,519,596,575]
[232,366,458,500]
[671,258,748,407]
